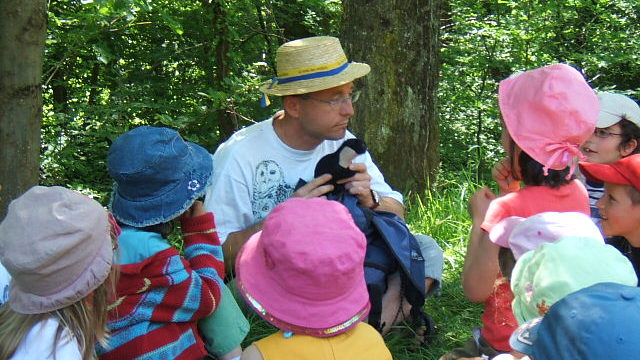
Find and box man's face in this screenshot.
[597,183,640,245]
[296,82,356,142]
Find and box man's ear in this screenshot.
[283,95,300,118]
[621,139,638,157]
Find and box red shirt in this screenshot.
[480,180,589,351]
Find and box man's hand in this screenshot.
[292,173,334,198]
[337,163,375,207]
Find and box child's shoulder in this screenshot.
[117,227,172,265]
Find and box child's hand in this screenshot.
[182,200,207,218]
[468,187,495,224]
[492,157,520,194]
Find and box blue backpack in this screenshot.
[326,191,427,332]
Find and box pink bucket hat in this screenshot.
[236,197,369,337]
[0,186,113,314]
[489,211,602,259]
[498,64,599,176]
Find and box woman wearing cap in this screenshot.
[0,186,118,360]
[237,197,392,360]
[579,92,640,226]
[97,126,248,360]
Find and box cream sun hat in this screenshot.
[260,36,370,104]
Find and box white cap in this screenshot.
[597,92,640,128]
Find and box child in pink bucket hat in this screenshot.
[447,64,599,360]
[237,197,392,360]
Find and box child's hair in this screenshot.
[498,247,516,281]
[618,118,640,156]
[0,269,117,360]
[626,184,640,205]
[0,186,117,360]
[507,138,572,188]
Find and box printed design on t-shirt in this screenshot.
[252,160,294,221]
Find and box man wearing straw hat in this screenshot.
[204,36,443,335]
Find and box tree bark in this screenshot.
[0,1,47,219]
[342,0,441,195]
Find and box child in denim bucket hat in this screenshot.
[0,186,118,360]
[99,126,248,360]
[443,64,599,360]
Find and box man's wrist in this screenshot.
[369,189,381,209]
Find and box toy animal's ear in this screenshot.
[314,138,368,185]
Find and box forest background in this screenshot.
[2,0,640,359]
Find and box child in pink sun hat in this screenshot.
[443,64,599,360]
[237,197,391,360]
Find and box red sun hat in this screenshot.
[579,154,640,192]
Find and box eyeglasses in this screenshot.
[299,90,361,108]
[594,128,623,138]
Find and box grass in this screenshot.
[239,178,486,360]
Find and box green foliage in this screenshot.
[41,0,342,202]
[439,0,640,183]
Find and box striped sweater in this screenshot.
[97,212,224,360]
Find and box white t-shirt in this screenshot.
[10,318,82,360]
[204,116,403,243]
[0,262,10,306]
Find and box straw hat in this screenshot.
[260,36,370,96]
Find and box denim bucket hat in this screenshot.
[108,126,213,226]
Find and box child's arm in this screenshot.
[462,188,501,303]
[111,202,225,325]
[180,201,225,280]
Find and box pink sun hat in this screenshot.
[236,197,369,337]
[498,64,599,176]
[489,212,602,259]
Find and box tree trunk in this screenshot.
[342,0,441,195]
[0,1,47,219]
